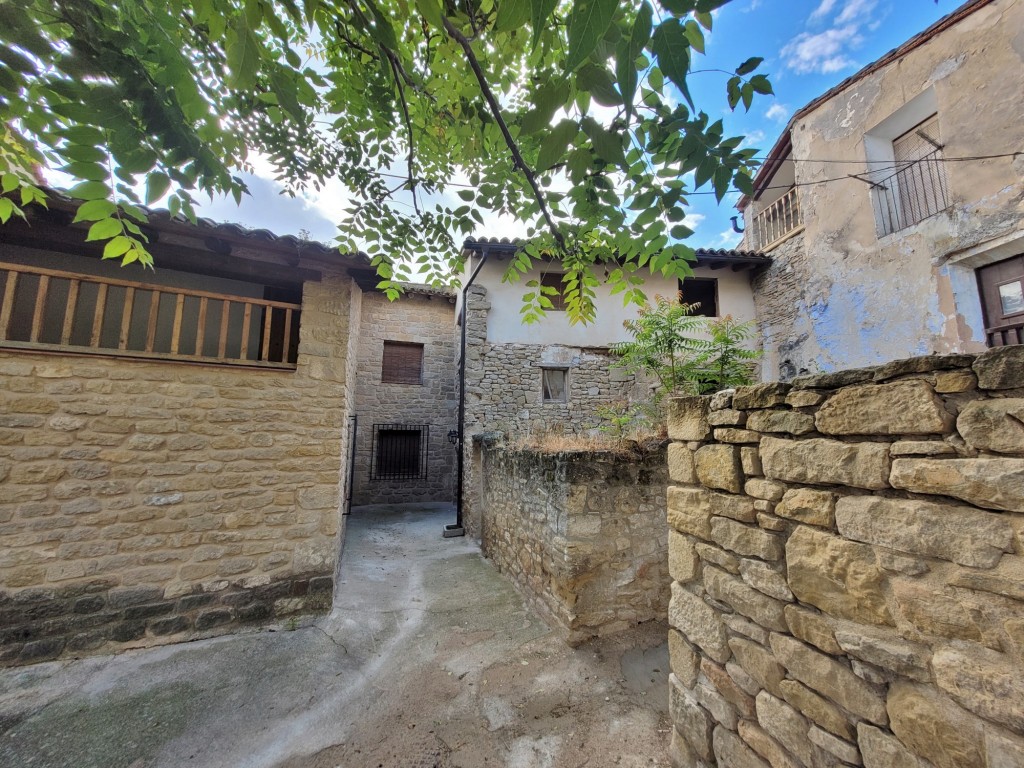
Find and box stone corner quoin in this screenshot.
[663,346,1024,768]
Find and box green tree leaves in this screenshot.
[0,0,772,322]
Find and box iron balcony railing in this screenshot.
[751,187,803,251]
[0,261,300,368]
[873,150,950,236]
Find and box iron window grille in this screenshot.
[874,117,949,237]
[371,424,429,480]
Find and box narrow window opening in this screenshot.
[540,272,568,312]
[381,341,424,384]
[679,278,719,317]
[542,368,568,403]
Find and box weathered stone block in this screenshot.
[816,380,952,436]
[747,410,816,435]
[744,478,786,502]
[701,657,756,718]
[949,555,1024,601]
[889,440,956,456]
[890,457,1024,512]
[738,721,801,768]
[695,680,738,730]
[932,646,1024,733]
[696,543,740,574]
[755,691,821,767]
[707,491,757,523]
[833,622,931,682]
[786,527,892,626]
[778,679,856,742]
[808,726,861,765]
[957,398,1024,454]
[670,673,715,761]
[934,369,977,393]
[714,428,761,444]
[669,629,700,688]
[740,447,762,476]
[887,682,985,768]
[668,396,712,441]
[973,346,1024,390]
[708,408,746,427]
[669,531,700,584]
[775,487,835,527]
[890,579,984,643]
[669,582,729,663]
[713,725,770,768]
[710,389,734,411]
[835,496,1013,568]
[729,637,784,696]
[668,443,697,485]
[761,437,890,490]
[771,633,888,726]
[734,383,791,410]
[739,559,793,602]
[705,567,787,632]
[985,729,1024,768]
[694,444,743,493]
[668,487,713,539]
[710,518,784,561]
[857,724,926,768]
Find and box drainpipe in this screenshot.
[444,248,489,538]
[343,414,357,516]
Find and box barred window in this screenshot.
[371,425,428,480]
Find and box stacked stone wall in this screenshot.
[351,290,458,505]
[665,347,1024,767]
[0,271,356,665]
[480,439,669,643]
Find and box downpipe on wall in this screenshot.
[444,248,489,538]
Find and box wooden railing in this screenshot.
[986,320,1024,348]
[0,261,300,368]
[751,187,803,251]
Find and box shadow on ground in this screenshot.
[0,503,670,767]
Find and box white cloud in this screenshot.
[765,103,791,123]
[683,213,706,232]
[715,228,743,249]
[781,25,861,74]
[836,0,877,24]
[740,130,766,149]
[809,0,838,22]
[743,0,763,11]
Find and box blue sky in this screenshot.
[196,0,957,255]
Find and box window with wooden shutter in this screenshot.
[381,341,423,384]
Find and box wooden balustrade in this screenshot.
[751,187,803,251]
[0,261,300,369]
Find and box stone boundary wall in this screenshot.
[665,347,1024,767]
[480,438,669,643]
[351,290,458,505]
[0,271,357,665]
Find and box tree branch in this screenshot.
[440,15,565,249]
[388,56,419,214]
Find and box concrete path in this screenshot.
[0,503,671,767]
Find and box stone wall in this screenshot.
[479,438,669,644]
[750,231,810,383]
[351,289,458,505]
[462,285,652,538]
[665,347,1024,767]
[0,270,357,665]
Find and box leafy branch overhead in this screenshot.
[0,0,772,321]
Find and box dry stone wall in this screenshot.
[665,346,1024,768]
[0,271,357,665]
[351,290,458,505]
[480,439,669,643]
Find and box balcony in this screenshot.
[750,187,803,251]
[0,261,301,368]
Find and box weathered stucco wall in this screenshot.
[480,439,669,643]
[351,289,458,505]
[664,346,1024,767]
[748,0,1024,378]
[0,270,357,665]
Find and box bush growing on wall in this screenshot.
[611,294,761,399]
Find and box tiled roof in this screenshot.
[39,188,369,264]
[462,237,770,264]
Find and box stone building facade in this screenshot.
[0,202,362,664]
[664,346,1024,767]
[350,285,458,506]
[740,0,1024,380]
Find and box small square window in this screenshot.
[679,278,718,317]
[540,272,568,312]
[542,368,567,403]
[372,425,428,480]
[381,341,423,384]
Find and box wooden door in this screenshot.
[977,255,1024,347]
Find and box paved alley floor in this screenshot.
[0,503,671,768]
